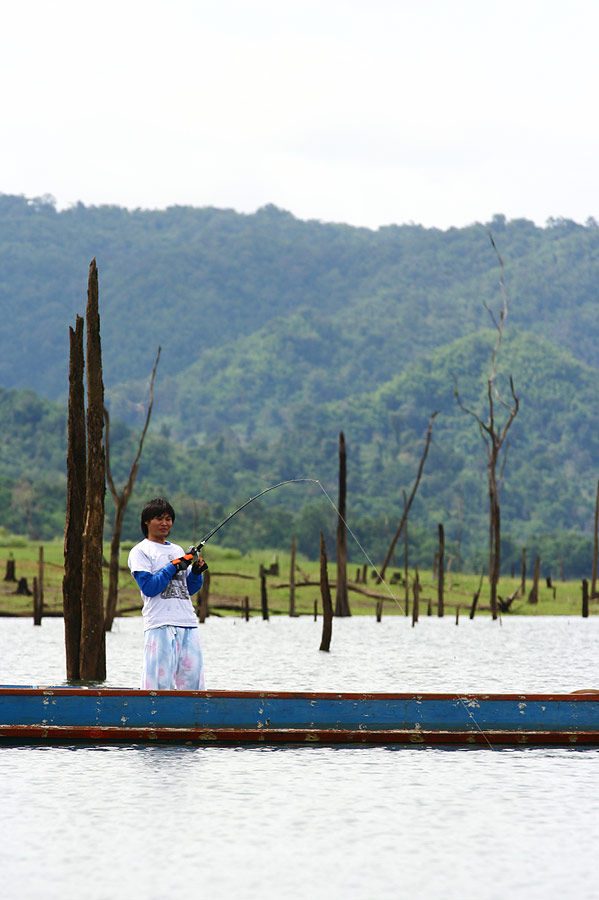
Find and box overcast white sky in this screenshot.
[1,0,598,230]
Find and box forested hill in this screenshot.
[1,193,598,574]
[1,193,599,434]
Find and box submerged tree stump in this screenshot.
[469,567,485,619]
[289,537,296,616]
[582,579,589,618]
[198,569,210,623]
[437,523,445,617]
[4,556,16,582]
[319,532,333,652]
[33,576,42,626]
[528,556,541,604]
[260,565,269,620]
[15,577,32,596]
[412,567,420,627]
[335,431,350,617]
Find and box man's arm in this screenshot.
[133,565,178,598]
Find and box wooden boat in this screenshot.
[1,686,599,746]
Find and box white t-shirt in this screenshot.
[128,538,199,631]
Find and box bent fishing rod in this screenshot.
[174,479,321,567]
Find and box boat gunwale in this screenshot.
[1,687,599,702]
[2,723,599,746]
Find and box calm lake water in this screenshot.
[1,614,598,900]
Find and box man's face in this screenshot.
[146,513,173,543]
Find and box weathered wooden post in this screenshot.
[582,579,589,618]
[313,600,318,621]
[319,532,333,651]
[63,315,85,680]
[403,490,409,616]
[455,605,460,625]
[4,554,16,582]
[469,567,485,619]
[32,577,42,626]
[412,567,420,627]
[376,599,383,622]
[521,548,526,595]
[437,523,444,617]
[80,260,107,682]
[16,577,31,596]
[244,596,250,621]
[37,546,44,613]
[260,565,269,620]
[592,479,599,599]
[528,556,540,605]
[289,536,296,616]
[198,569,210,623]
[335,431,351,616]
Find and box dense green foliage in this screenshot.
[0,194,598,576]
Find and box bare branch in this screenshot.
[453,374,493,453]
[103,345,161,632]
[104,345,161,504]
[498,441,510,491]
[378,411,439,583]
[454,235,519,620]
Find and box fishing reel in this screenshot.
[186,546,208,574]
[172,546,208,573]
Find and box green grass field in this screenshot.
[0,539,595,619]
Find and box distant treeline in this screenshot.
[1,195,598,576]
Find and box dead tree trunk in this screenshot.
[260,565,269,620]
[582,579,589,618]
[289,536,296,616]
[4,555,16,582]
[457,487,463,571]
[528,556,541,605]
[454,235,519,621]
[412,567,420,627]
[80,259,106,682]
[104,346,161,631]
[591,479,599,599]
[37,546,44,613]
[33,576,42,626]
[63,315,86,681]
[469,567,485,619]
[437,523,444,617]
[403,491,409,616]
[198,569,210,623]
[335,431,351,616]
[378,411,438,584]
[319,532,333,651]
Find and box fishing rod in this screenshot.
[173,479,321,569]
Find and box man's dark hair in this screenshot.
[140,497,176,537]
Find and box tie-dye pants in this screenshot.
[141,625,205,690]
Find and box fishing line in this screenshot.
[195,476,494,748]
[313,480,406,614]
[194,476,405,610]
[314,481,496,748]
[193,478,321,551]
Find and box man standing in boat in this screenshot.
[128,497,207,690]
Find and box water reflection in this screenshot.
[1,616,599,899]
[1,614,598,693]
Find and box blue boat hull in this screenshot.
[1,687,598,746]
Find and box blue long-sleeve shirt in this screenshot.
[133,565,204,599]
